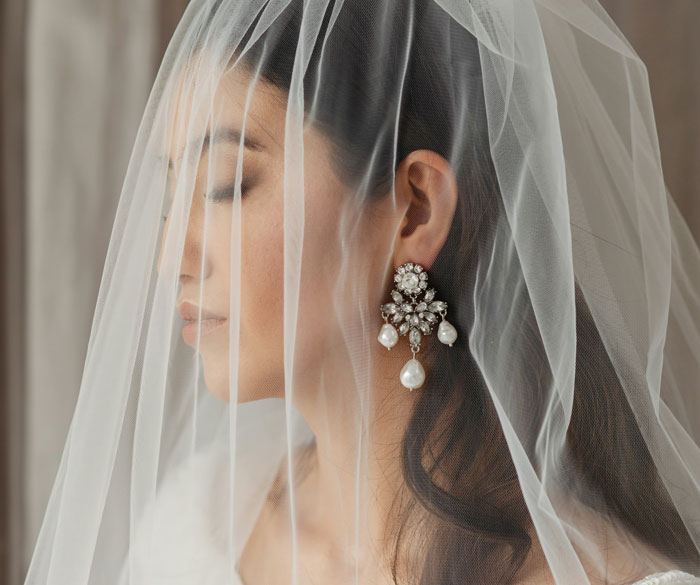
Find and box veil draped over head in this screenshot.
[24,0,700,584]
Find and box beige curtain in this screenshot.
[600,0,700,242]
[1,0,28,582]
[599,0,700,433]
[19,0,194,577]
[23,0,158,576]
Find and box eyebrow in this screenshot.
[167,127,265,170]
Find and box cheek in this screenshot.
[241,197,285,342]
[295,186,349,358]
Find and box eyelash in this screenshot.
[205,183,249,202]
[160,184,249,222]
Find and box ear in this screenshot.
[392,149,458,271]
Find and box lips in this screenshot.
[177,301,227,322]
[177,301,227,345]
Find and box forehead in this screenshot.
[165,51,288,163]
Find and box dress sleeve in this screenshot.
[115,445,231,585]
[633,571,700,585]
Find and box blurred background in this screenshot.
[1,1,698,583]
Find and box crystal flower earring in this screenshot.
[378,262,458,390]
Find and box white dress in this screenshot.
[118,446,700,585]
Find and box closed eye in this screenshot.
[160,182,249,223]
[205,183,250,202]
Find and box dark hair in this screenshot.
[216,0,700,582]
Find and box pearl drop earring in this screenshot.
[378,262,458,390]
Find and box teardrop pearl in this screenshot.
[400,358,425,390]
[378,323,399,349]
[437,319,458,346]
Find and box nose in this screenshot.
[156,195,212,282]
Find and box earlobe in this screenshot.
[393,149,458,271]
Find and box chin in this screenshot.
[202,356,285,404]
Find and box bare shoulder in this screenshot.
[510,565,556,585]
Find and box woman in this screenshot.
[24,0,700,584]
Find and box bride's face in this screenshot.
[157,62,392,403]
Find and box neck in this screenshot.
[289,338,423,576]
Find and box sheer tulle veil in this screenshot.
[23,1,700,584]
